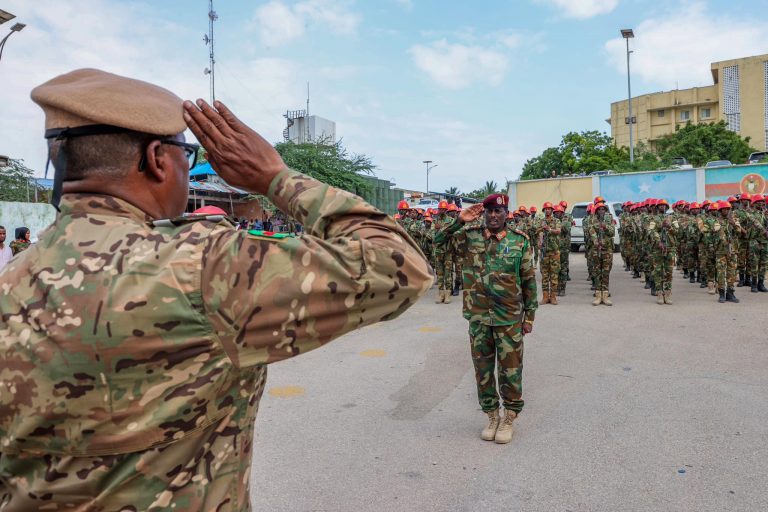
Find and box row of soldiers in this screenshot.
[396,199,575,306]
[619,193,768,304]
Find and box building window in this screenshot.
[657,110,665,117]
[701,108,711,119]
[723,64,741,132]
[680,110,690,121]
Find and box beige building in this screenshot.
[609,53,768,152]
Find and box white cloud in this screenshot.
[604,2,768,90]
[253,0,360,47]
[393,0,414,11]
[0,0,307,175]
[253,1,306,46]
[537,0,618,19]
[409,39,509,89]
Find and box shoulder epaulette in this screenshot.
[513,229,529,240]
[247,229,294,240]
[152,214,228,228]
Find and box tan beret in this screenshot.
[31,68,186,136]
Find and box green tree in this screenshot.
[0,159,42,202]
[654,120,756,167]
[274,138,375,196]
[520,146,564,180]
[444,186,462,196]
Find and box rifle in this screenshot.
[540,220,548,261]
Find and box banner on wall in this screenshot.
[705,165,768,200]
[599,170,697,203]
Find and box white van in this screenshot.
[569,201,622,252]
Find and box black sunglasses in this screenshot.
[139,139,201,171]
[160,139,201,170]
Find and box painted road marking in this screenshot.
[268,386,305,398]
[360,349,387,357]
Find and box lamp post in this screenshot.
[621,28,635,163]
[423,160,437,195]
[0,21,26,63]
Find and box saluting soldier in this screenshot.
[0,69,432,510]
[435,194,537,445]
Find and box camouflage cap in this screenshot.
[31,68,186,136]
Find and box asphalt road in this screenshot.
[249,253,768,512]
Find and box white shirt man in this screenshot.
[0,227,13,271]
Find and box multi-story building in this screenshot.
[609,53,768,152]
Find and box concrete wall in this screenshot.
[599,169,698,204]
[0,202,57,243]
[508,177,593,208]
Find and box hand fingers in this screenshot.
[183,100,225,147]
[196,99,234,137]
[213,100,245,132]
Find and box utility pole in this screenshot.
[423,160,437,195]
[203,0,218,104]
[0,9,26,64]
[621,28,635,163]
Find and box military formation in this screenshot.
[619,194,768,304]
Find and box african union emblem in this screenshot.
[741,173,766,195]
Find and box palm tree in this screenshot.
[444,186,462,196]
[479,180,499,196]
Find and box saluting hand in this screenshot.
[459,204,484,224]
[183,99,287,194]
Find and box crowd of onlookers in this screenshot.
[0,226,31,271]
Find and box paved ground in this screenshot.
[250,253,768,512]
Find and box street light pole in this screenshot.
[0,22,26,63]
[621,28,635,163]
[423,160,437,195]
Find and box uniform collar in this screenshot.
[484,228,507,241]
[58,193,154,223]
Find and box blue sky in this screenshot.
[2,0,767,193]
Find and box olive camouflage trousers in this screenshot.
[469,322,524,413]
[539,249,560,293]
[715,250,737,290]
[590,248,613,291]
[434,251,454,290]
[748,240,768,279]
[652,251,674,292]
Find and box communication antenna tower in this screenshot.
[203,0,218,103]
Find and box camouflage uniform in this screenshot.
[746,208,768,289]
[436,220,537,414]
[588,217,615,292]
[8,240,30,256]
[432,214,455,295]
[733,206,752,285]
[648,214,679,293]
[713,213,738,295]
[537,216,562,296]
[686,211,702,282]
[556,212,572,294]
[0,169,431,511]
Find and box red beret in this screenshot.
[193,205,227,215]
[482,194,510,208]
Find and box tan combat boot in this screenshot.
[541,291,550,304]
[592,291,602,306]
[707,282,716,295]
[602,291,613,306]
[549,291,558,305]
[435,290,445,304]
[657,290,665,305]
[481,409,500,441]
[443,291,452,304]
[494,409,517,444]
[664,291,673,305]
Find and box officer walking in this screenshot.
[435,194,537,444]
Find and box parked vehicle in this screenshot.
[669,157,693,169]
[704,160,732,168]
[569,201,621,252]
[747,152,768,164]
[588,170,616,176]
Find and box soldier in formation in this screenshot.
[538,202,562,305]
[588,202,615,306]
[554,203,572,296]
[435,194,537,444]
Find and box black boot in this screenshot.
[751,280,759,293]
[718,289,726,303]
[633,270,640,279]
[683,269,689,278]
[650,280,657,296]
[759,279,768,293]
[726,288,740,303]
[745,275,752,287]
[737,272,744,287]
[567,274,571,281]
[644,276,650,289]
[689,271,696,283]
[700,274,708,288]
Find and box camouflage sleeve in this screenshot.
[520,237,537,323]
[433,216,462,246]
[605,221,616,238]
[201,168,433,367]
